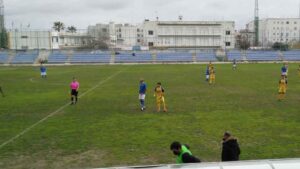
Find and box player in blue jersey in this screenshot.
[40,65,47,78]
[281,64,287,77]
[139,79,147,111]
[205,66,210,82]
[233,59,237,70]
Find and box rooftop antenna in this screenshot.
[254,0,259,46]
[155,11,159,21]
[179,15,183,21]
[299,1,300,18]
[0,0,4,31]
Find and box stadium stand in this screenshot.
[47,51,69,64]
[0,51,8,64]
[4,50,300,64]
[282,50,300,61]
[115,52,153,63]
[11,51,38,64]
[196,51,217,62]
[70,51,111,63]
[246,50,280,61]
[227,50,243,61]
[156,52,193,62]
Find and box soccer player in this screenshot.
[208,61,213,71]
[278,75,287,101]
[70,77,80,105]
[154,82,167,112]
[205,66,210,82]
[281,63,288,78]
[139,79,147,111]
[233,59,237,70]
[209,67,216,85]
[40,64,47,78]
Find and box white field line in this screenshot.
[0,70,124,149]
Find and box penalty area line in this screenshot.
[0,70,124,150]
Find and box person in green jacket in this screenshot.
[170,141,201,164]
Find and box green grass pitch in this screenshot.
[0,63,299,169]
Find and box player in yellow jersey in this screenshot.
[154,82,167,112]
[209,67,216,85]
[208,61,213,71]
[278,75,288,101]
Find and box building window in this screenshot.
[225,42,231,46]
[148,42,154,46]
[226,31,231,35]
[137,39,141,43]
[137,29,140,32]
[148,30,154,35]
[286,21,289,24]
[294,22,297,24]
[21,36,28,39]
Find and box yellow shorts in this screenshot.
[278,87,286,94]
[156,96,165,104]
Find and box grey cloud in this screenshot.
[3,0,300,29]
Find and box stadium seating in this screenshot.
[115,52,153,63]
[70,51,111,63]
[48,51,69,64]
[0,52,8,64]
[227,50,243,61]
[11,51,38,64]
[156,52,193,62]
[282,50,300,61]
[196,52,217,62]
[246,51,280,61]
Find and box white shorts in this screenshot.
[41,72,47,76]
[282,72,287,76]
[206,75,209,79]
[233,64,237,68]
[139,94,146,100]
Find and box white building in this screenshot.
[7,30,93,50]
[88,20,235,50]
[51,31,93,49]
[114,23,145,50]
[142,20,235,50]
[8,30,52,50]
[247,18,300,47]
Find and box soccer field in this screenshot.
[0,63,299,169]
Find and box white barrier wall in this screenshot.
[95,158,300,169]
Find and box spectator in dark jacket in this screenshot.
[221,132,241,161]
[170,141,201,164]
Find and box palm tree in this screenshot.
[67,26,77,33]
[53,22,65,32]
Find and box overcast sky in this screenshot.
[3,0,300,30]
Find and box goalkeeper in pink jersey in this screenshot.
[70,77,80,105]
